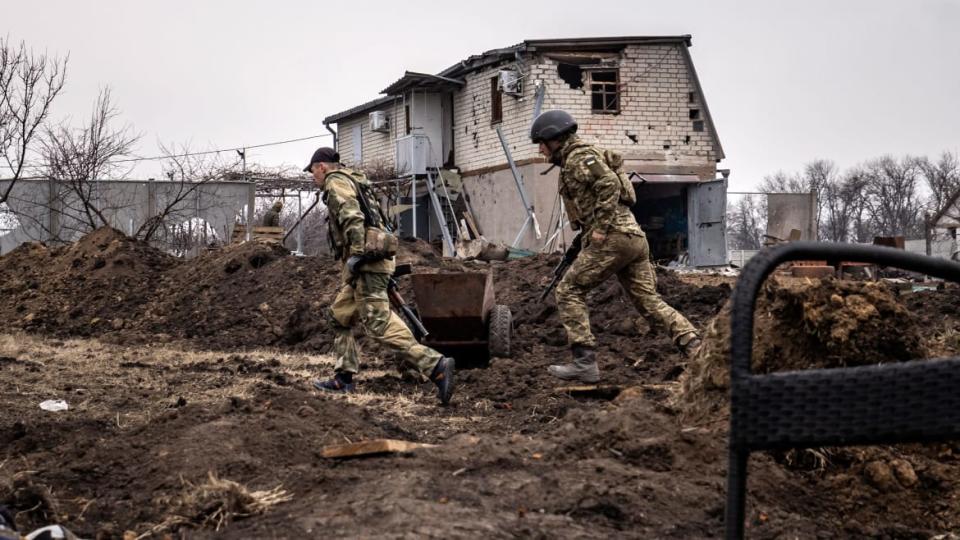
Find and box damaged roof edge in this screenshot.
[680,45,725,161]
[437,36,692,79]
[323,95,397,125]
[525,35,692,50]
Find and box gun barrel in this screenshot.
[387,280,429,340]
[400,304,430,339]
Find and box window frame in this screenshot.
[589,69,620,115]
[490,76,503,125]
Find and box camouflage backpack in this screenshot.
[581,146,637,206]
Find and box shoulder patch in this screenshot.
[585,155,606,178]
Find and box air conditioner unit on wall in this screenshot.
[369,110,389,133]
[498,69,522,97]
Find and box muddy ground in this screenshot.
[1,228,959,539]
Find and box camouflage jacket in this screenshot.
[262,209,280,227]
[322,168,395,274]
[558,135,643,240]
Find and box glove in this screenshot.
[346,254,367,275]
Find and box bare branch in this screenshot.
[0,37,68,205]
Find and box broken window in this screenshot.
[405,105,411,135]
[589,70,619,114]
[490,76,502,124]
[557,63,584,89]
[689,109,700,120]
[692,120,704,132]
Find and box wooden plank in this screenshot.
[321,439,437,459]
[791,265,835,279]
[554,385,624,400]
[463,212,482,239]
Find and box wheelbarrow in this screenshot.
[409,271,512,362]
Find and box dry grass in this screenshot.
[0,331,335,431]
[143,472,292,537]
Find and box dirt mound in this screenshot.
[0,227,176,338]
[672,277,960,537]
[678,278,928,422]
[0,229,728,363]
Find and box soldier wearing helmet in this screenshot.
[531,110,702,382]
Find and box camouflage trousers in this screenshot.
[555,232,699,348]
[327,270,441,376]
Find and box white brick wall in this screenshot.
[453,44,720,173]
[334,42,721,175]
[336,99,405,170]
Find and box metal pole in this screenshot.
[411,175,417,239]
[496,125,541,247]
[296,191,303,254]
[532,82,545,121]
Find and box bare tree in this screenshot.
[861,155,925,238]
[820,168,868,242]
[726,194,764,250]
[0,37,67,205]
[136,141,241,244]
[917,151,960,216]
[41,87,139,235]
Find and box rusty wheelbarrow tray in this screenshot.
[409,272,511,360]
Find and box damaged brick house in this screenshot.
[322,35,727,265]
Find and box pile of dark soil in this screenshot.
[676,276,960,537]
[0,228,730,365]
[678,278,930,422]
[3,229,960,538]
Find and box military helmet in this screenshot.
[530,110,578,143]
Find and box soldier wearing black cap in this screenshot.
[305,147,455,404]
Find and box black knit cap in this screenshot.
[303,147,340,172]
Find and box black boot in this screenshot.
[313,372,355,393]
[548,345,600,383]
[429,357,455,405]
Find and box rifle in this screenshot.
[387,263,429,340]
[539,233,582,302]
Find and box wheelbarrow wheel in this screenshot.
[488,304,512,358]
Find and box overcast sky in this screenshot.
[5,0,959,191]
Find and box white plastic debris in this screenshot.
[39,399,69,412]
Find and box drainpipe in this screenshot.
[325,122,338,152]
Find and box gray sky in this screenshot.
[5,0,959,190]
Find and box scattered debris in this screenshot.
[38,400,68,412]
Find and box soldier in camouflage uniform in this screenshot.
[530,111,702,383]
[304,147,455,404]
[262,200,283,227]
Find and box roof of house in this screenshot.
[437,35,693,79]
[321,35,722,160]
[324,36,696,124]
[323,95,396,125]
[381,71,465,96]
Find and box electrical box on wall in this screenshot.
[498,70,522,96]
[369,110,389,133]
[395,134,428,175]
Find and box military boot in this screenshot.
[313,372,355,393]
[429,357,455,405]
[547,345,600,383]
